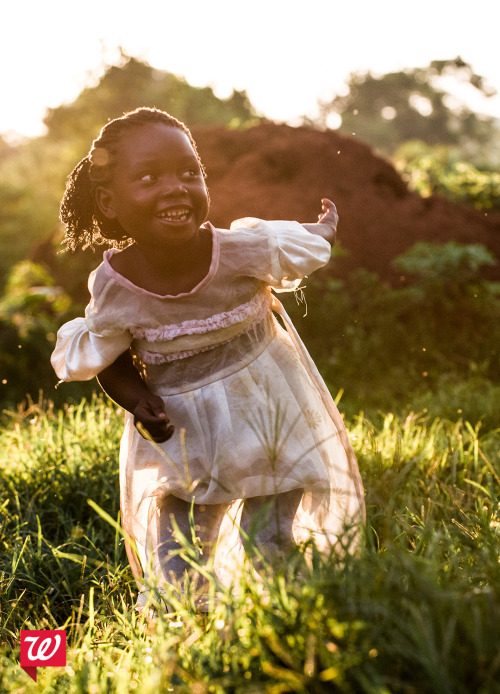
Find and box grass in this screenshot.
[0,396,499,693]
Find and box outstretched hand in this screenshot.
[302,198,338,241]
[133,394,175,443]
[317,198,338,236]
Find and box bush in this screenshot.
[394,141,500,210]
[0,260,94,407]
[284,242,500,423]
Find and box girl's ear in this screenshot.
[95,186,117,220]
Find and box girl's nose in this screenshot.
[160,178,187,196]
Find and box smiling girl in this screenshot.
[51,107,365,611]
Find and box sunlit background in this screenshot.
[2,0,500,140]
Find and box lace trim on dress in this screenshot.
[136,293,272,365]
[131,289,271,342]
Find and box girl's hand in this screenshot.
[133,395,175,443]
[302,198,338,241]
[317,198,338,236]
[98,351,175,444]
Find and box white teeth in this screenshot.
[157,207,190,221]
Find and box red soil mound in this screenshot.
[194,122,500,282]
[35,121,500,301]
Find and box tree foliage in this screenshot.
[318,57,500,162]
[43,54,260,154]
[0,261,92,406]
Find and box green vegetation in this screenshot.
[284,241,500,429]
[0,397,499,692]
[0,260,94,408]
[394,141,500,211]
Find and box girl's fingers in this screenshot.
[152,424,175,443]
[319,199,338,222]
[321,199,336,214]
[133,396,173,442]
[136,420,175,442]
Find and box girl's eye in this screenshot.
[139,173,156,183]
[182,168,200,179]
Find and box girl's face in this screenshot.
[96,123,209,250]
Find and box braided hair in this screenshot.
[60,107,206,251]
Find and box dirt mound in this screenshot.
[194,122,500,282]
[35,121,500,301]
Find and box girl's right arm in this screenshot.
[97,351,174,443]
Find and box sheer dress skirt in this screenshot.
[120,309,365,590]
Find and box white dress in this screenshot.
[51,218,365,588]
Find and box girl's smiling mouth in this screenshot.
[156,205,191,222]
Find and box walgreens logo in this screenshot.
[20,630,67,682]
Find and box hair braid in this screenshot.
[59,107,206,252]
[60,156,107,251]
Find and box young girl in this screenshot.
[51,107,365,609]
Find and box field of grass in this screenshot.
[0,395,499,693]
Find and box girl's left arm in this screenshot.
[302,198,338,242]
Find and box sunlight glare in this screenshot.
[1,0,500,138]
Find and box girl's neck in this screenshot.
[110,226,213,296]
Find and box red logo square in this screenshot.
[20,630,67,681]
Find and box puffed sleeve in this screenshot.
[51,318,132,381]
[50,266,133,382]
[227,218,331,290]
